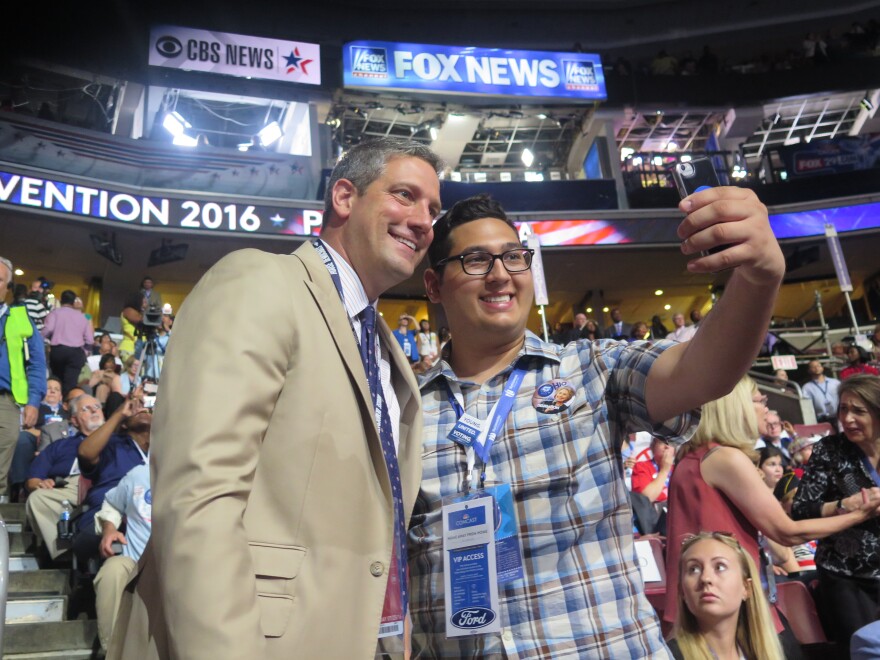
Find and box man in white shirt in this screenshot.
[801,359,840,427]
[668,312,697,342]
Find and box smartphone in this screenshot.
[143,395,157,409]
[671,157,720,198]
[671,157,727,257]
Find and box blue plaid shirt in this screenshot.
[409,332,698,658]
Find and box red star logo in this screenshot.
[285,47,314,75]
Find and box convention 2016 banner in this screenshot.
[343,40,606,100]
[0,170,324,236]
[776,134,880,178]
[4,168,879,244]
[149,25,321,85]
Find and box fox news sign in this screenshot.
[343,41,605,100]
[149,25,321,85]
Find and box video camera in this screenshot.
[137,303,163,338]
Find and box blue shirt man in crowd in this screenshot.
[74,394,150,566]
[392,313,419,364]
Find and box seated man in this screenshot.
[631,436,675,504]
[24,392,105,560]
[754,409,792,467]
[74,392,150,568]
[11,376,70,499]
[409,188,783,657]
[93,462,151,651]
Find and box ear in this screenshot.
[742,577,753,602]
[330,178,357,223]
[424,268,442,303]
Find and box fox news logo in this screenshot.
[351,46,388,78]
[563,59,598,91]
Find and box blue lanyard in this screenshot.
[312,239,361,346]
[859,451,880,488]
[444,360,529,464]
[651,459,672,487]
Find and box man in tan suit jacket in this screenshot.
[109,138,443,659]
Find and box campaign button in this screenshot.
[370,561,384,577]
[532,379,576,414]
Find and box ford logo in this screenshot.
[450,607,496,629]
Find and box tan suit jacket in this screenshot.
[109,243,423,659]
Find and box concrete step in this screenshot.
[2,620,97,656]
[6,596,66,625]
[8,532,36,557]
[8,558,40,573]
[8,570,69,597]
[0,503,27,523]
[3,651,93,659]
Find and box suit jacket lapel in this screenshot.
[295,242,403,504]
[295,243,377,432]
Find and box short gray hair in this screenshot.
[323,137,443,218]
[0,257,13,285]
[68,394,89,416]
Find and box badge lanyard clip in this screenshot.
[444,360,529,491]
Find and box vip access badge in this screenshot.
[442,495,501,637]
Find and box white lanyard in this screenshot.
[131,438,148,464]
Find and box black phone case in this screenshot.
[671,157,720,199]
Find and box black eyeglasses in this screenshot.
[434,248,535,275]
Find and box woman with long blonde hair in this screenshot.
[668,532,783,660]
[664,375,880,648]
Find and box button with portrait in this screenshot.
[532,379,576,415]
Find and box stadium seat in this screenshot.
[793,423,834,439]
[775,580,827,644]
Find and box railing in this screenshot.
[0,520,9,656]
[620,151,740,191]
[749,369,816,426]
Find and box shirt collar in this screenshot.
[321,242,373,319]
[419,330,560,389]
[0,303,7,319]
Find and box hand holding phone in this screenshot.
[672,158,729,257]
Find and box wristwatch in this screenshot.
[836,498,848,515]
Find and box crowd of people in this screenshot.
[604,19,880,78]
[1,136,880,659]
[0,264,172,653]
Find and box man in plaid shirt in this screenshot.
[408,191,784,658]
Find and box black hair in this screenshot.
[60,290,77,305]
[124,291,145,310]
[98,354,116,370]
[427,194,517,270]
[848,344,871,365]
[758,445,784,468]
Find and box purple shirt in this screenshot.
[41,306,94,350]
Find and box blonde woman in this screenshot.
[667,532,784,660]
[664,375,880,646]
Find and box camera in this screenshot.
[39,277,54,290]
[139,303,163,331]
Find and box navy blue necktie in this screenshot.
[359,305,408,613]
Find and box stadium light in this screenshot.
[257,121,283,147]
[162,111,191,137]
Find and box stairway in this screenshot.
[1,503,98,659]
